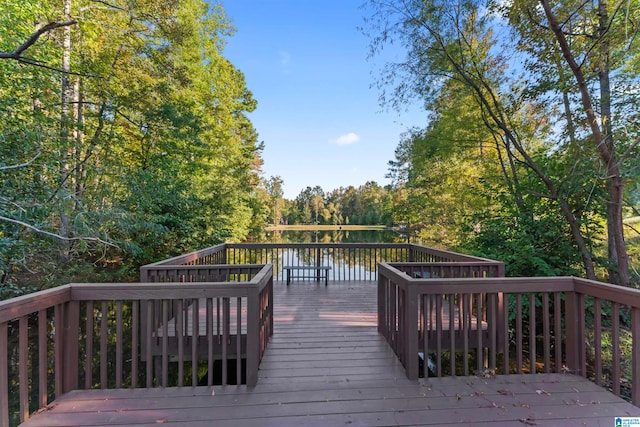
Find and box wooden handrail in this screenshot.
[1,265,273,426]
[378,262,640,406]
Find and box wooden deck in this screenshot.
[20,280,640,426]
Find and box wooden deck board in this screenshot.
[21,279,640,426]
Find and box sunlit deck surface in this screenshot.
[21,280,640,426]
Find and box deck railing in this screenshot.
[0,264,273,426]
[144,243,502,281]
[378,262,640,406]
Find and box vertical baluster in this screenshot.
[84,302,93,389]
[116,301,123,388]
[162,300,169,387]
[516,294,523,373]
[54,304,63,398]
[502,292,509,375]
[38,309,48,405]
[488,293,497,372]
[449,296,455,376]
[222,297,229,385]
[554,293,562,373]
[612,303,620,396]
[463,294,470,376]
[146,300,153,388]
[632,307,640,406]
[1,322,8,426]
[529,293,536,374]
[19,316,28,422]
[237,297,242,384]
[207,298,214,386]
[593,298,602,386]
[131,300,138,388]
[100,301,108,389]
[542,293,550,373]
[192,299,199,387]
[476,293,483,373]
[435,295,442,377]
[177,299,184,387]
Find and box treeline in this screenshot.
[265,181,395,226]
[0,0,267,297]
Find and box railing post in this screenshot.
[564,290,584,376]
[63,300,80,393]
[0,322,7,427]
[404,284,419,380]
[246,284,260,387]
[378,271,386,335]
[632,307,640,406]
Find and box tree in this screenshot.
[0,0,264,294]
[265,176,285,225]
[365,0,637,282]
[506,0,639,284]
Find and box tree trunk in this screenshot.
[540,0,630,285]
[59,0,73,261]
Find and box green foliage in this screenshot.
[282,182,394,227]
[0,0,266,297]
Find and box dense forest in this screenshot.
[0,0,269,297]
[1,0,639,300]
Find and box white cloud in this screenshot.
[279,50,291,66]
[332,132,360,146]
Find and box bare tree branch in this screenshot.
[0,20,77,60]
[0,215,119,248]
[0,152,41,172]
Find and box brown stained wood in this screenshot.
[176,299,183,387]
[594,297,602,386]
[100,301,108,389]
[516,293,523,373]
[162,300,168,387]
[84,302,93,389]
[19,316,28,422]
[542,293,550,373]
[633,307,640,406]
[18,280,640,427]
[131,300,138,388]
[554,292,562,373]
[529,293,536,374]
[612,302,621,396]
[0,322,7,427]
[145,300,153,388]
[54,304,62,398]
[38,309,47,407]
[116,300,123,388]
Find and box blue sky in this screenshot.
[220,0,426,199]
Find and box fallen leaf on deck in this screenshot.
[519,417,537,425]
[498,389,514,396]
[155,418,168,424]
[535,389,550,395]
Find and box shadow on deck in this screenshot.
[19,280,640,426]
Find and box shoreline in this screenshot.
[264,224,389,231]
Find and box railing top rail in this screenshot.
[381,262,575,293]
[407,245,501,263]
[380,262,640,307]
[0,285,71,324]
[1,265,273,324]
[389,261,504,267]
[141,263,263,272]
[573,277,640,307]
[141,244,227,267]
[225,242,413,248]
